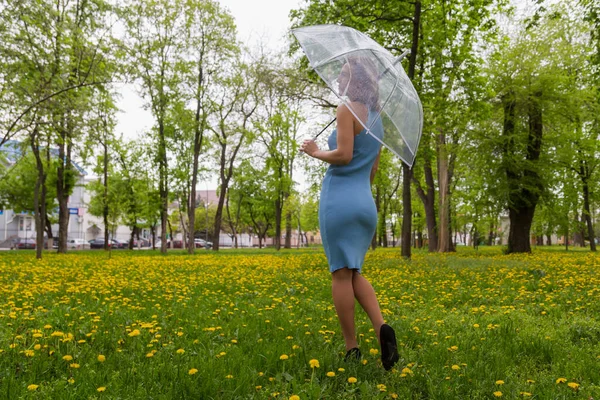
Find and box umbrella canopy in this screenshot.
[292,24,423,166]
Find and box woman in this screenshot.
[300,56,399,371]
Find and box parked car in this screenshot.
[111,239,128,249]
[133,238,151,248]
[89,238,111,249]
[194,239,213,249]
[67,238,88,250]
[153,240,187,249]
[12,238,36,250]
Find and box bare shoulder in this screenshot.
[336,103,352,119]
[337,102,367,123]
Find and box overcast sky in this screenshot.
[113,0,302,189]
[113,0,302,142]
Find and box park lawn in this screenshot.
[0,247,599,399]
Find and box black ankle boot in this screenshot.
[344,347,362,362]
[380,324,399,371]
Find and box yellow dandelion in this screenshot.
[176,348,185,354]
[451,365,460,370]
[338,367,345,372]
[326,371,335,377]
[34,344,41,350]
[496,380,505,385]
[567,382,579,390]
[493,391,502,397]
[280,354,289,360]
[370,348,379,355]
[309,359,319,368]
[225,374,233,379]
[348,377,357,384]
[24,350,35,357]
[97,387,106,392]
[377,383,386,392]
[98,355,106,362]
[556,378,567,384]
[188,368,198,375]
[146,352,154,358]
[128,329,140,337]
[289,396,300,400]
[27,384,39,391]
[62,355,73,361]
[520,393,532,397]
[69,363,80,369]
[68,378,75,384]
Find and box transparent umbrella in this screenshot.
[292,24,423,166]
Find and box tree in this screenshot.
[258,102,302,250]
[123,0,187,254]
[484,5,594,253]
[179,0,237,254]
[209,60,259,251]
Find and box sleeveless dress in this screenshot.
[319,110,383,273]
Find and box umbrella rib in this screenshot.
[370,48,415,154]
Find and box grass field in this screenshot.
[1,247,599,399]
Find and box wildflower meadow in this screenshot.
[1,248,599,399]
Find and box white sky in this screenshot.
[113,0,303,189]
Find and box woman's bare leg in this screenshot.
[352,271,385,342]
[331,267,358,351]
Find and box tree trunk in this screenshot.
[151,226,156,250]
[401,0,421,259]
[274,197,282,250]
[179,205,188,249]
[56,127,71,253]
[103,141,109,251]
[581,173,597,251]
[285,211,292,249]
[487,222,495,246]
[372,187,380,250]
[437,131,451,252]
[45,214,53,242]
[130,228,135,250]
[188,58,207,255]
[506,91,543,254]
[212,180,228,251]
[31,131,46,260]
[382,214,388,247]
[546,234,552,246]
[508,207,536,252]
[159,118,168,254]
[401,163,412,258]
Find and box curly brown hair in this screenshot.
[345,56,380,111]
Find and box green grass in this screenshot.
[0,247,599,399]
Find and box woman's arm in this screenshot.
[301,105,355,165]
[370,149,381,184]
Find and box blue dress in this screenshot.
[319,110,383,273]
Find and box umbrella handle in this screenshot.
[299,117,337,155]
[313,118,336,140]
